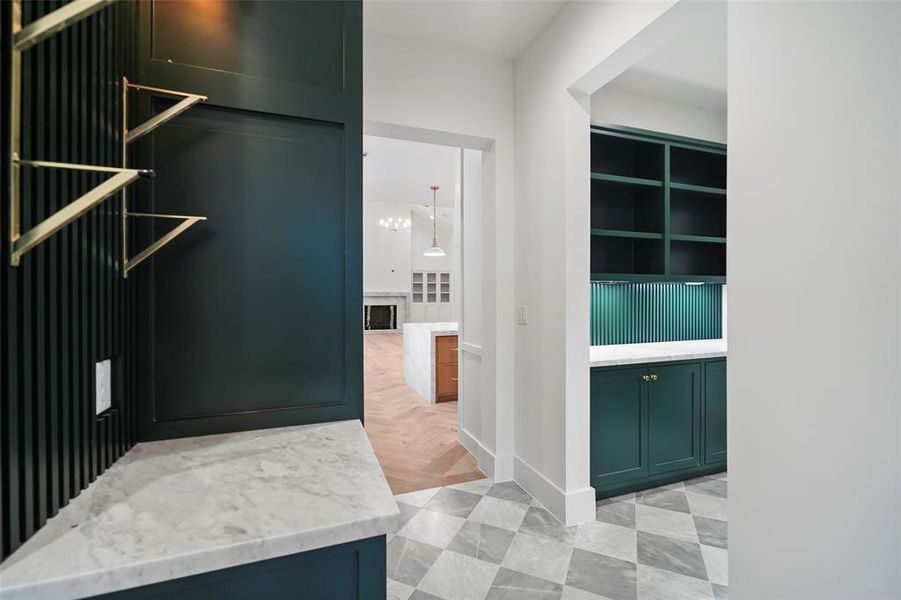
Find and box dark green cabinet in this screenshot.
[704,359,727,464]
[591,358,725,498]
[648,363,701,475]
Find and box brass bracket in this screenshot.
[7,0,156,267]
[121,77,208,277]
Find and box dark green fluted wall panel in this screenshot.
[590,282,722,346]
[1,1,134,560]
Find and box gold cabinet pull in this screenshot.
[641,375,651,382]
[451,377,458,381]
[650,374,659,381]
[451,347,459,351]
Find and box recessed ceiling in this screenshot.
[364,0,565,61]
[364,135,459,207]
[604,2,726,111]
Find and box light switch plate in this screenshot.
[95,359,112,415]
[517,305,528,326]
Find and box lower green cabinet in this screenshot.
[591,358,725,498]
[704,359,727,465]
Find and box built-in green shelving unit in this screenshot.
[590,126,727,283]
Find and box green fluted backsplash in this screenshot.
[590,282,722,346]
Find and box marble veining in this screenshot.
[403,322,458,404]
[0,420,399,600]
[590,339,726,368]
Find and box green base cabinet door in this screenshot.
[704,359,727,464]
[590,366,649,488]
[647,363,702,475]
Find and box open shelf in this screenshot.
[670,188,726,238]
[590,177,663,234]
[671,240,726,277]
[592,229,663,240]
[590,132,664,181]
[671,146,726,189]
[591,236,664,276]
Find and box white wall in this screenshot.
[728,2,901,598]
[512,0,677,524]
[364,31,516,480]
[363,201,412,293]
[590,87,726,144]
[409,205,456,323]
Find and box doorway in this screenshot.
[362,135,484,493]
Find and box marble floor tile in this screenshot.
[636,564,714,600]
[425,488,485,519]
[595,501,636,529]
[410,591,445,600]
[396,486,442,507]
[712,583,729,599]
[635,489,690,514]
[686,492,727,522]
[565,548,637,600]
[574,520,637,563]
[486,567,563,600]
[388,535,444,587]
[417,550,500,600]
[637,531,708,581]
[486,481,533,505]
[398,508,467,548]
[388,579,415,600]
[447,521,516,565]
[693,516,727,549]
[397,502,421,529]
[597,492,636,505]
[450,478,494,495]
[502,531,575,585]
[519,506,577,544]
[685,477,728,499]
[701,544,728,587]
[636,504,700,543]
[469,495,530,532]
[561,586,612,600]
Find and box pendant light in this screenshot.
[423,185,446,257]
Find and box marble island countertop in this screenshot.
[590,339,727,367]
[403,322,458,404]
[0,420,399,600]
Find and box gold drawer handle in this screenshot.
[451,377,458,381]
[451,347,459,351]
[641,375,650,382]
[649,374,659,381]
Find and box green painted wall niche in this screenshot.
[590,282,723,346]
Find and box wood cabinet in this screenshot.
[435,335,458,402]
[591,358,725,498]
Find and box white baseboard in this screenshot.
[459,428,514,482]
[513,456,596,526]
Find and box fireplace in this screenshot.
[364,304,397,331]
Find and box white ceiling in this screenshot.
[604,3,727,111]
[364,135,459,207]
[363,0,565,61]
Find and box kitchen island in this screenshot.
[0,420,399,600]
[403,321,459,404]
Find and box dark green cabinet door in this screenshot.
[647,363,701,475]
[704,360,727,464]
[590,366,648,487]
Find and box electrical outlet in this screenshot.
[95,359,112,415]
[517,305,528,326]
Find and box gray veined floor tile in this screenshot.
[636,531,708,581]
[693,516,727,549]
[469,495,530,532]
[561,586,615,600]
[686,492,727,522]
[426,487,485,519]
[597,492,636,505]
[636,504,699,543]
[711,583,729,600]
[486,481,534,505]
[388,578,415,600]
[502,531,575,585]
[410,591,446,600]
[486,567,563,600]
[398,508,467,549]
[451,478,494,495]
[636,564,714,600]
[685,477,728,499]
[595,501,636,529]
[573,520,637,563]
[388,535,444,587]
[447,520,516,565]
[396,486,442,507]
[417,549,501,600]
[565,547,637,600]
[398,502,421,529]
[700,544,728,586]
[635,489,691,514]
[519,506,577,544]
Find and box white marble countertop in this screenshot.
[590,339,727,367]
[0,420,399,600]
[403,321,458,335]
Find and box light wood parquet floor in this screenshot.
[364,332,484,495]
